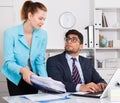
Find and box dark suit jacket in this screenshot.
[47,52,106,92]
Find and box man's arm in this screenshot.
[91,66,107,84]
[79,57,107,92]
[80,82,107,93]
[79,56,107,84]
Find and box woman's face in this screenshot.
[28,9,47,29]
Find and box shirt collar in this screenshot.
[65,53,79,61]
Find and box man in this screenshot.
[47,29,107,92]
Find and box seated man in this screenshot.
[47,29,107,92]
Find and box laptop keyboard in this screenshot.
[87,91,103,96]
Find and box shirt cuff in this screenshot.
[76,84,81,92]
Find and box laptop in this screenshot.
[71,68,120,99]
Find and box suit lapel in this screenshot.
[30,34,39,55]
[18,24,29,49]
[60,52,72,81]
[18,34,29,49]
[79,56,85,72]
[18,32,40,51]
[79,56,88,83]
[18,25,40,54]
[30,29,41,55]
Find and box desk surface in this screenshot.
[2,93,117,103]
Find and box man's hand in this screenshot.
[97,83,107,91]
[80,82,105,93]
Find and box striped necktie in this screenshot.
[71,58,82,84]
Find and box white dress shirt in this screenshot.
[65,53,85,91]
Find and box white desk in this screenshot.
[2,93,116,103]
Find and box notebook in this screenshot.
[71,68,120,99]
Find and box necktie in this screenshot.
[71,58,82,84]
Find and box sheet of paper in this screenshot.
[24,94,68,102]
[30,75,66,93]
[72,92,89,95]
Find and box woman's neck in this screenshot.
[23,20,33,48]
[24,20,33,35]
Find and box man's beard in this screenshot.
[65,47,80,55]
[65,48,74,54]
[65,50,73,54]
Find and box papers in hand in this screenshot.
[30,75,66,93]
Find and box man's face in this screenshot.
[65,34,83,55]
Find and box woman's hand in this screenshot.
[20,68,35,85]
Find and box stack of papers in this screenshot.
[30,75,66,93]
[24,94,70,102]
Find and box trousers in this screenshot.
[7,78,38,96]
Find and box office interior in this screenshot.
[0,0,120,102]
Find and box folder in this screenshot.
[80,30,88,48]
[94,10,102,28]
[94,29,99,48]
[30,75,66,93]
[85,25,94,48]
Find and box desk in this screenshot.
[2,93,116,103]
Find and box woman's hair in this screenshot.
[21,0,47,20]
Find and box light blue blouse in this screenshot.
[1,23,48,85]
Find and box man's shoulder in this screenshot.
[79,55,93,63]
[47,52,65,61]
[79,55,89,60]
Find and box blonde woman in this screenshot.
[1,0,48,96]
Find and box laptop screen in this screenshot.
[100,68,120,98]
[71,68,120,99]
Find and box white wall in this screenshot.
[14,0,91,49]
[0,0,93,67]
[0,0,15,67]
[95,0,120,8]
[41,0,90,49]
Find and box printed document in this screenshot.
[30,75,66,93]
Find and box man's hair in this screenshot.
[65,29,83,44]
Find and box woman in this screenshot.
[1,0,48,96]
